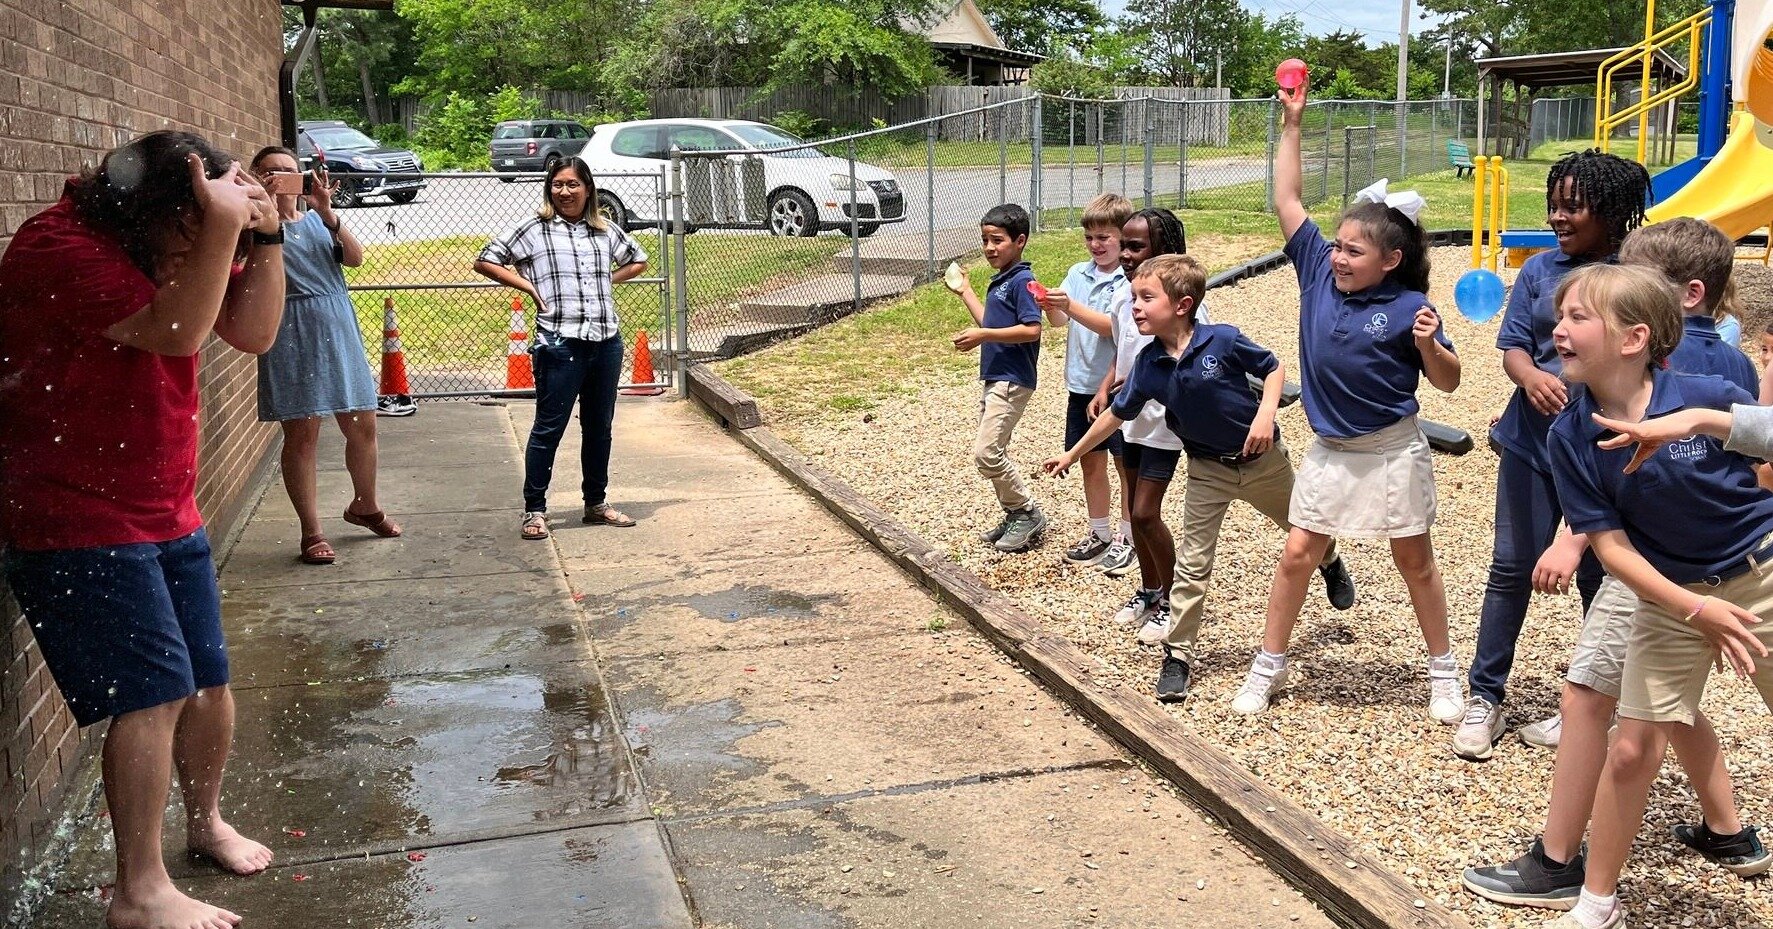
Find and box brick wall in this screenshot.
[0,0,287,907]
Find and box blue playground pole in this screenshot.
[1697,0,1735,159]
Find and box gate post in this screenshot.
[670,147,689,398]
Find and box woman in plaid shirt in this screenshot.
[475,158,649,540]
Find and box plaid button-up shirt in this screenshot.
[478,215,647,342]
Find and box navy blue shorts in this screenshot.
[1120,441,1181,482]
[4,528,228,727]
[1064,392,1123,456]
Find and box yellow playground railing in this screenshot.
[1594,6,1710,164]
[1471,155,1510,271]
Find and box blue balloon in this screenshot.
[1454,269,1506,323]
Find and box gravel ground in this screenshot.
[722,245,1773,927]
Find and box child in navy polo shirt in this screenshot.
[1459,150,1652,760]
[1462,229,1770,912]
[1532,262,1773,929]
[947,204,1046,553]
[1043,255,1354,703]
[1234,74,1463,722]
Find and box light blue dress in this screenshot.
[257,210,377,421]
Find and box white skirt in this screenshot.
[1289,416,1436,539]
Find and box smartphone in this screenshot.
[267,172,303,196]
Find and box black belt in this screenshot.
[1698,531,1773,586]
[1189,449,1265,467]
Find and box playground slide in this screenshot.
[1646,112,1773,238]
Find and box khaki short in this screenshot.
[1290,416,1436,540]
[1566,575,1636,699]
[1619,556,1773,725]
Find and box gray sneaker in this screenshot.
[1519,713,1562,750]
[979,512,1012,544]
[1099,537,1135,576]
[1064,532,1111,565]
[1452,697,1506,761]
[993,507,1047,553]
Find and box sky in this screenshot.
[1097,0,1449,46]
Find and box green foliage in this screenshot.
[1029,56,1112,98]
[370,123,410,147]
[1322,67,1383,100]
[392,0,622,99]
[771,109,829,139]
[974,0,1105,56]
[767,0,942,97]
[412,86,541,170]
[300,103,368,127]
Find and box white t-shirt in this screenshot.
[1109,281,1192,451]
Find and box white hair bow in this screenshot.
[1352,179,1425,226]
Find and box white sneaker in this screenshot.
[1451,697,1506,761]
[1519,712,1562,749]
[1428,655,1465,724]
[1113,590,1160,627]
[1231,654,1289,715]
[1135,604,1171,646]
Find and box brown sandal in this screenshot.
[521,511,550,540]
[344,507,402,537]
[583,504,636,528]
[299,534,336,565]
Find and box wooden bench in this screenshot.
[1447,139,1475,177]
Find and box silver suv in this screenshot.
[491,119,592,179]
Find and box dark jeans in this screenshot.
[1468,448,1602,705]
[524,334,622,513]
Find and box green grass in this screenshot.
[716,228,1269,421]
[342,231,846,369]
[1527,134,1699,165]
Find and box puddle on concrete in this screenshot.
[620,689,782,800]
[668,584,843,623]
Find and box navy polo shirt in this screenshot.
[1493,248,1611,472]
[979,260,1043,389]
[1284,219,1454,440]
[1669,315,1758,394]
[1549,368,1773,584]
[1110,322,1280,459]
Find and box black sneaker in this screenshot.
[1672,822,1773,877]
[1319,557,1355,611]
[979,512,1012,544]
[1460,837,1584,910]
[376,394,417,417]
[1155,654,1192,703]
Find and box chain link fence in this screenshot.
[332,170,674,398]
[327,94,1478,396]
[1528,97,1597,151]
[670,95,1476,362]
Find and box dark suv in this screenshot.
[490,119,591,179]
[296,120,425,208]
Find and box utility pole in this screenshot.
[1443,38,1453,98]
[1396,0,1412,101]
[1215,50,1222,91]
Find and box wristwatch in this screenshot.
[252,227,285,246]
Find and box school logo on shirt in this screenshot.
[1667,435,1709,463]
[1200,354,1222,379]
[1363,312,1390,337]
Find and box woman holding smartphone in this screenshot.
[252,145,399,565]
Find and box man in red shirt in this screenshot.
[1,131,287,929]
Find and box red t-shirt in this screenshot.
[0,192,202,550]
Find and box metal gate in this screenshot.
[339,169,678,398]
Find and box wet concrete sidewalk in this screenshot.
[32,398,1333,929]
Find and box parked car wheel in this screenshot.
[768,189,818,237]
[388,190,418,205]
[596,192,628,230]
[330,179,361,210]
[543,154,561,176]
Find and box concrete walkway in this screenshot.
[29,398,1331,929]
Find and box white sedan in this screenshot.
[578,118,906,237]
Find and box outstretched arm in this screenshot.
[1275,82,1309,241]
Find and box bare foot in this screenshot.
[187,818,273,875]
[107,881,241,929]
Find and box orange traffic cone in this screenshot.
[621,330,666,396]
[376,297,416,416]
[505,299,534,390]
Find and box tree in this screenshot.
[765,0,943,96]
[1029,54,1112,97]
[1120,0,1250,87]
[974,0,1105,57]
[1224,12,1306,96]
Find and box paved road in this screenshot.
[339,158,1270,248]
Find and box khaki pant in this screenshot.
[974,381,1034,512]
[1164,441,1338,661]
[1620,547,1773,725]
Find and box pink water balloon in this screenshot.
[1276,59,1308,90]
